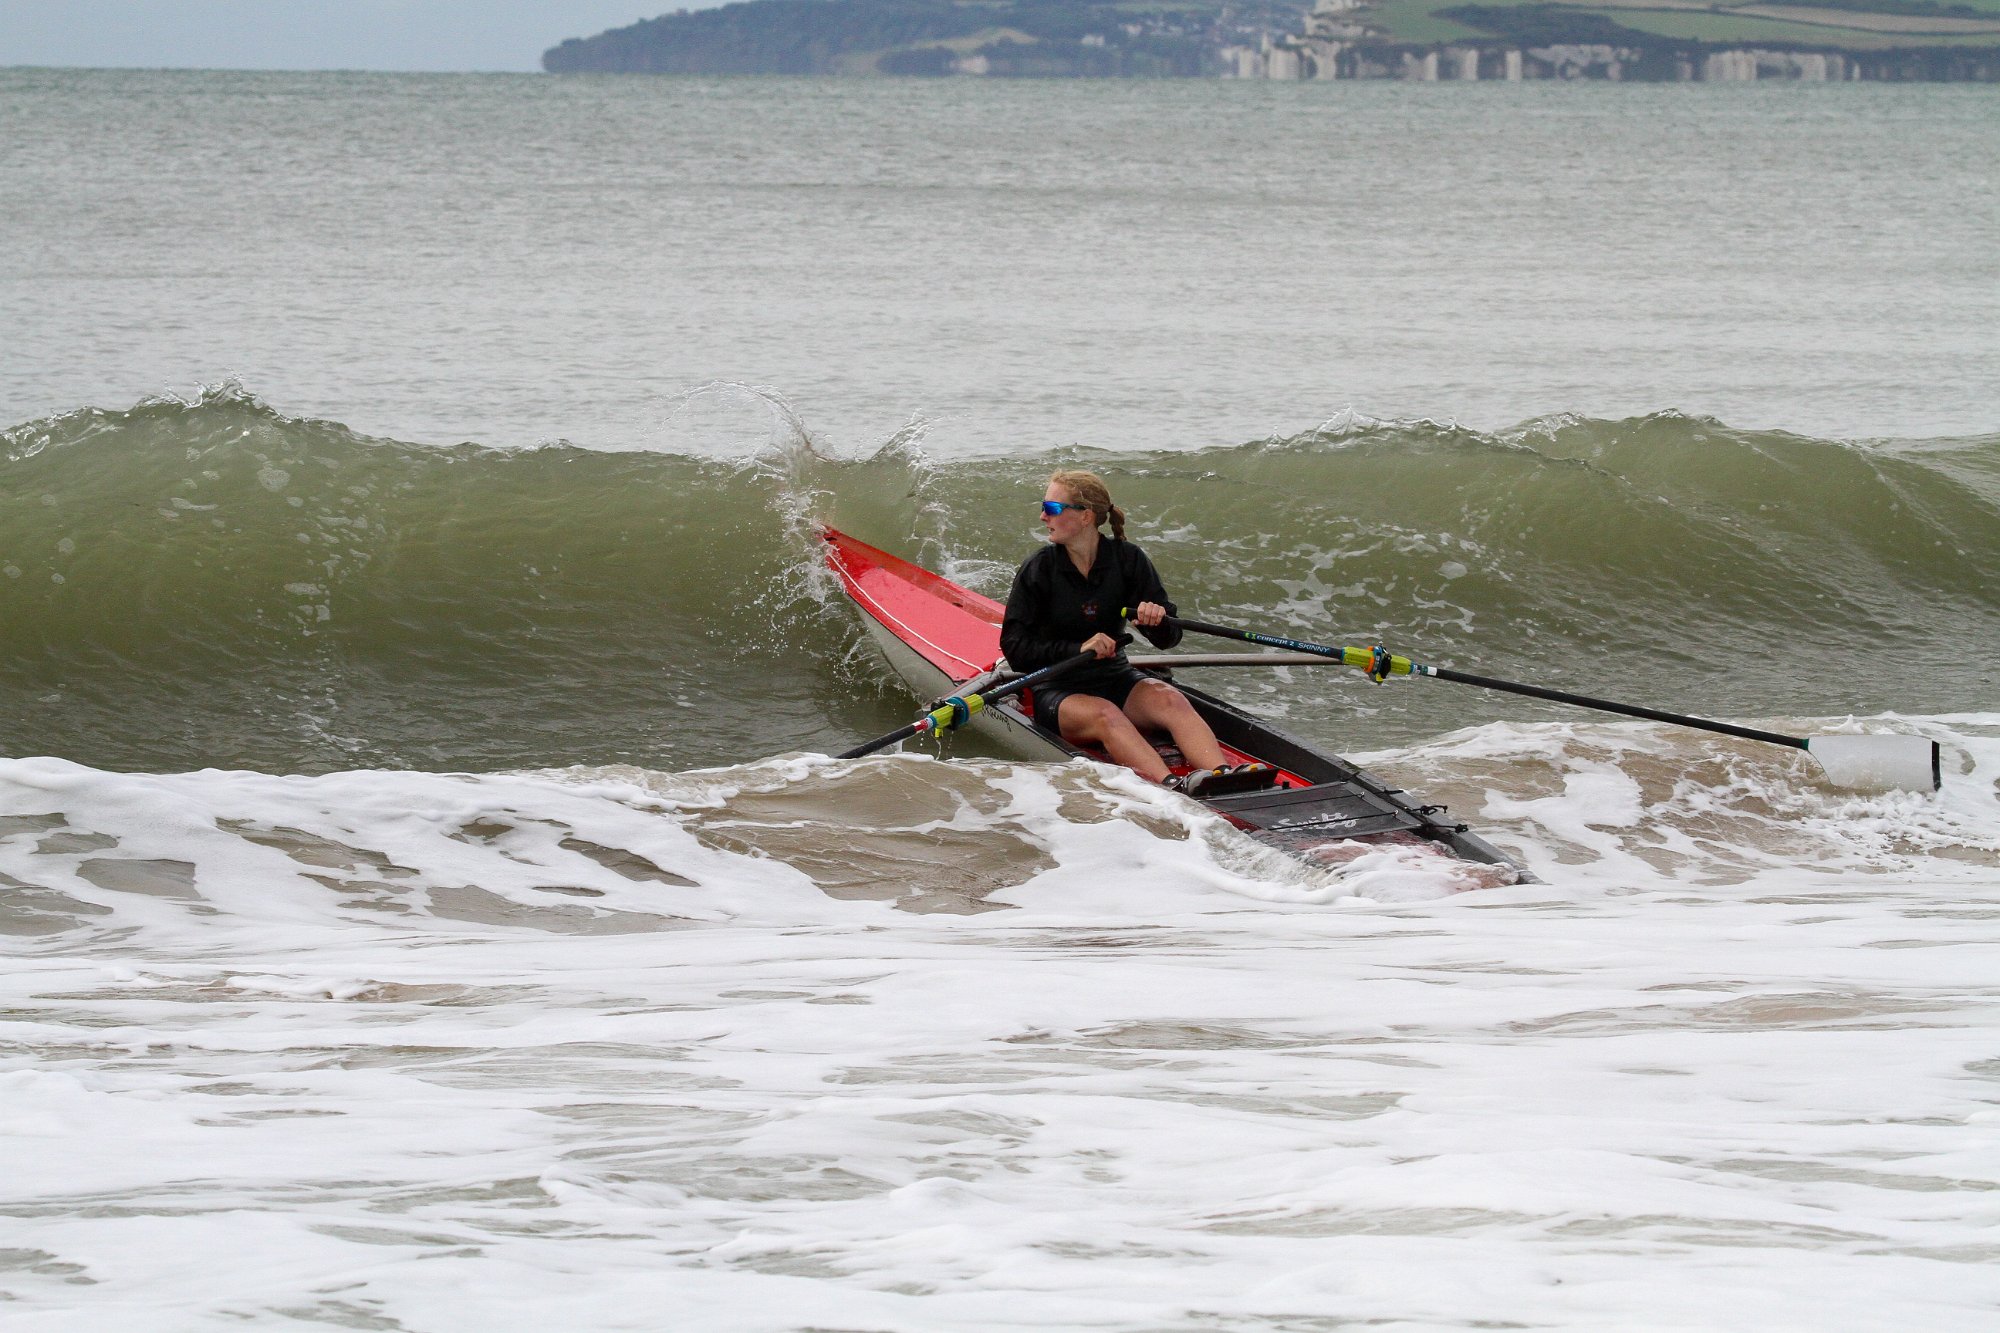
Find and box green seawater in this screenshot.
[4,389,1994,771]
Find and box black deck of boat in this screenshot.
[1006,670,1527,879]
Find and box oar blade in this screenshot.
[1803,734,1941,794]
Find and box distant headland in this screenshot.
[542,0,2000,81]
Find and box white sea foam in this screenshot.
[4,716,1999,1329]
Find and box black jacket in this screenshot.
[1000,538,1184,679]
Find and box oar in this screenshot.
[1153,614,1940,794]
[1128,652,1332,668]
[837,651,1098,761]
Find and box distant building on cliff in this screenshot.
[1223,0,2000,80]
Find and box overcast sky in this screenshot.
[0,2,726,71]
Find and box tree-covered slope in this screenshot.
[542,0,1308,75]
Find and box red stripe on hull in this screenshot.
[821,527,1003,684]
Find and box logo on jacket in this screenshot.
[1081,599,1099,621]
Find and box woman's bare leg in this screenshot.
[1057,694,1171,782]
[1122,680,1228,772]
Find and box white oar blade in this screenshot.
[1804,734,1941,794]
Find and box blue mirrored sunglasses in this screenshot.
[1039,500,1080,517]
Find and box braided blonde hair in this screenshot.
[1049,469,1126,541]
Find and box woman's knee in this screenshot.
[1059,695,1125,742]
[1128,680,1193,724]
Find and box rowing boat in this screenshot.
[822,526,1529,884]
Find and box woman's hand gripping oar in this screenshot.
[836,651,1098,761]
[1148,614,1940,794]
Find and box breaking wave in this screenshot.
[4,386,1996,772]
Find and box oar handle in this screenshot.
[837,650,1097,761]
[1161,615,1811,751]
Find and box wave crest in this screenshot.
[3,392,1996,773]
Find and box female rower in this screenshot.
[999,469,1269,796]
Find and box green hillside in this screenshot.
[544,1,1309,75]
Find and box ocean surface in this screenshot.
[4,69,2000,1331]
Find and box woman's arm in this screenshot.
[999,556,1083,671]
[1124,546,1184,651]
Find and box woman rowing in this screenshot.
[999,469,1270,797]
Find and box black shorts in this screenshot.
[1029,662,1154,732]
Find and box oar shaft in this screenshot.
[973,650,1098,709]
[1163,616,1811,752]
[838,719,928,761]
[837,651,1096,761]
[1169,617,1333,657]
[1127,652,1334,668]
[1426,666,1807,751]
[1165,617,1387,672]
